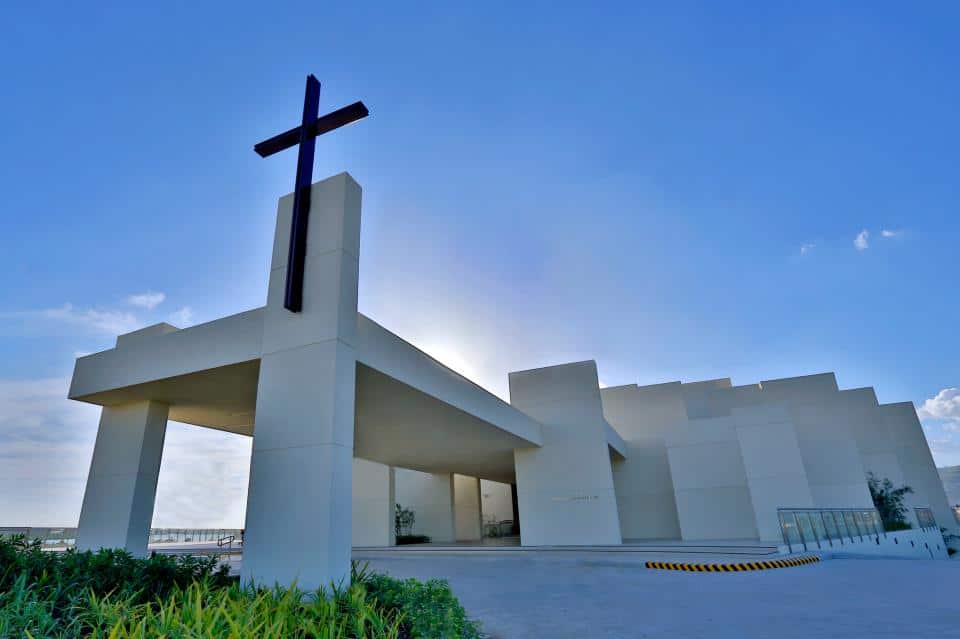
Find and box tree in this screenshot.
[867,473,914,530]
[395,503,415,537]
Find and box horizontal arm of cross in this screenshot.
[254,101,369,158]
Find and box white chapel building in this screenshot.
[68,173,956,588]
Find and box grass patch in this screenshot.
[0,535,481,638]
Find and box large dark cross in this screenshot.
[254,75,369,312]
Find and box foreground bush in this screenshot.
[356,565,481,639]
[0,535,481,638]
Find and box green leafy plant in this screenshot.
[940,527,958,557]
[358,570,482,639]
[395,503,416,537]
[867,473,914,530]
[0,535,482,639]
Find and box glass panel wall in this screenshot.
[915,508,937,530]
[810,512,829,547]
[779,512,803,551]
[821,511,839,543]
[855,511,876,537]
[843,511,861,540]
[795,512,818,549]
[777,508,885,548]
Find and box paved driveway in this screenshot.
[355,551,958,638]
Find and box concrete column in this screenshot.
[395,468,455,542]
[352,458,395,547]
[454,474,482,541]
[242,173,362,589]
[76,401,168,555]
[509,361,622,546]
[510,483,520,535]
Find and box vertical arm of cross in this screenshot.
[284,75,321,312]
[254,74,368,313]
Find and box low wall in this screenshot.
[781,527,950,560]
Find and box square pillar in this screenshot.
[242,173,362,589]
[454,474,482,541]
[76,400,168,556]
[510,483,520,536]
[352,458,396,547]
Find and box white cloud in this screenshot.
[799,243,815,256]
[127,291,166,310]
[152,423,251,528]
[41,303,142,335]
[928,434,960,469]
[0,378,99,525]
[881,229,901,238]
[167,307,194,327]
[918,387,960,428]
[854,229,869,251]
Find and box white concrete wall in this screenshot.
[70,309,265,402]
[601,383,683,541]
[809,528,950,560]
[666,413,759,541]
[883,402,958,533]
[395,468,455,542]
[453,474,482,541]
[510,361,622,546]
[733,404,814,542]
[76,401,168,555]
[839,388,907,500]
[352,458,395,547]
[760,375,874,510]
[242,173,361,589]
[480,480,514,528]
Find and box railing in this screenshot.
[913,507,937,531]
[482,520,515,538]
[0,528,77,549]
[0,528,242,550]
[778,508,884,553]
[148,528,243,545]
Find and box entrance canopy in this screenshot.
[69,309,546,483]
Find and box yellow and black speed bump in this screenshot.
[645,555,820,572]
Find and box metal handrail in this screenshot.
[0,527,244,550]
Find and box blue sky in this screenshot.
[1,2,958,526]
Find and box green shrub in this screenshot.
[358,568,482,639]
[80,580,404,639]
[0,535,482,639]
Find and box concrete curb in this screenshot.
[645,555,821,572]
